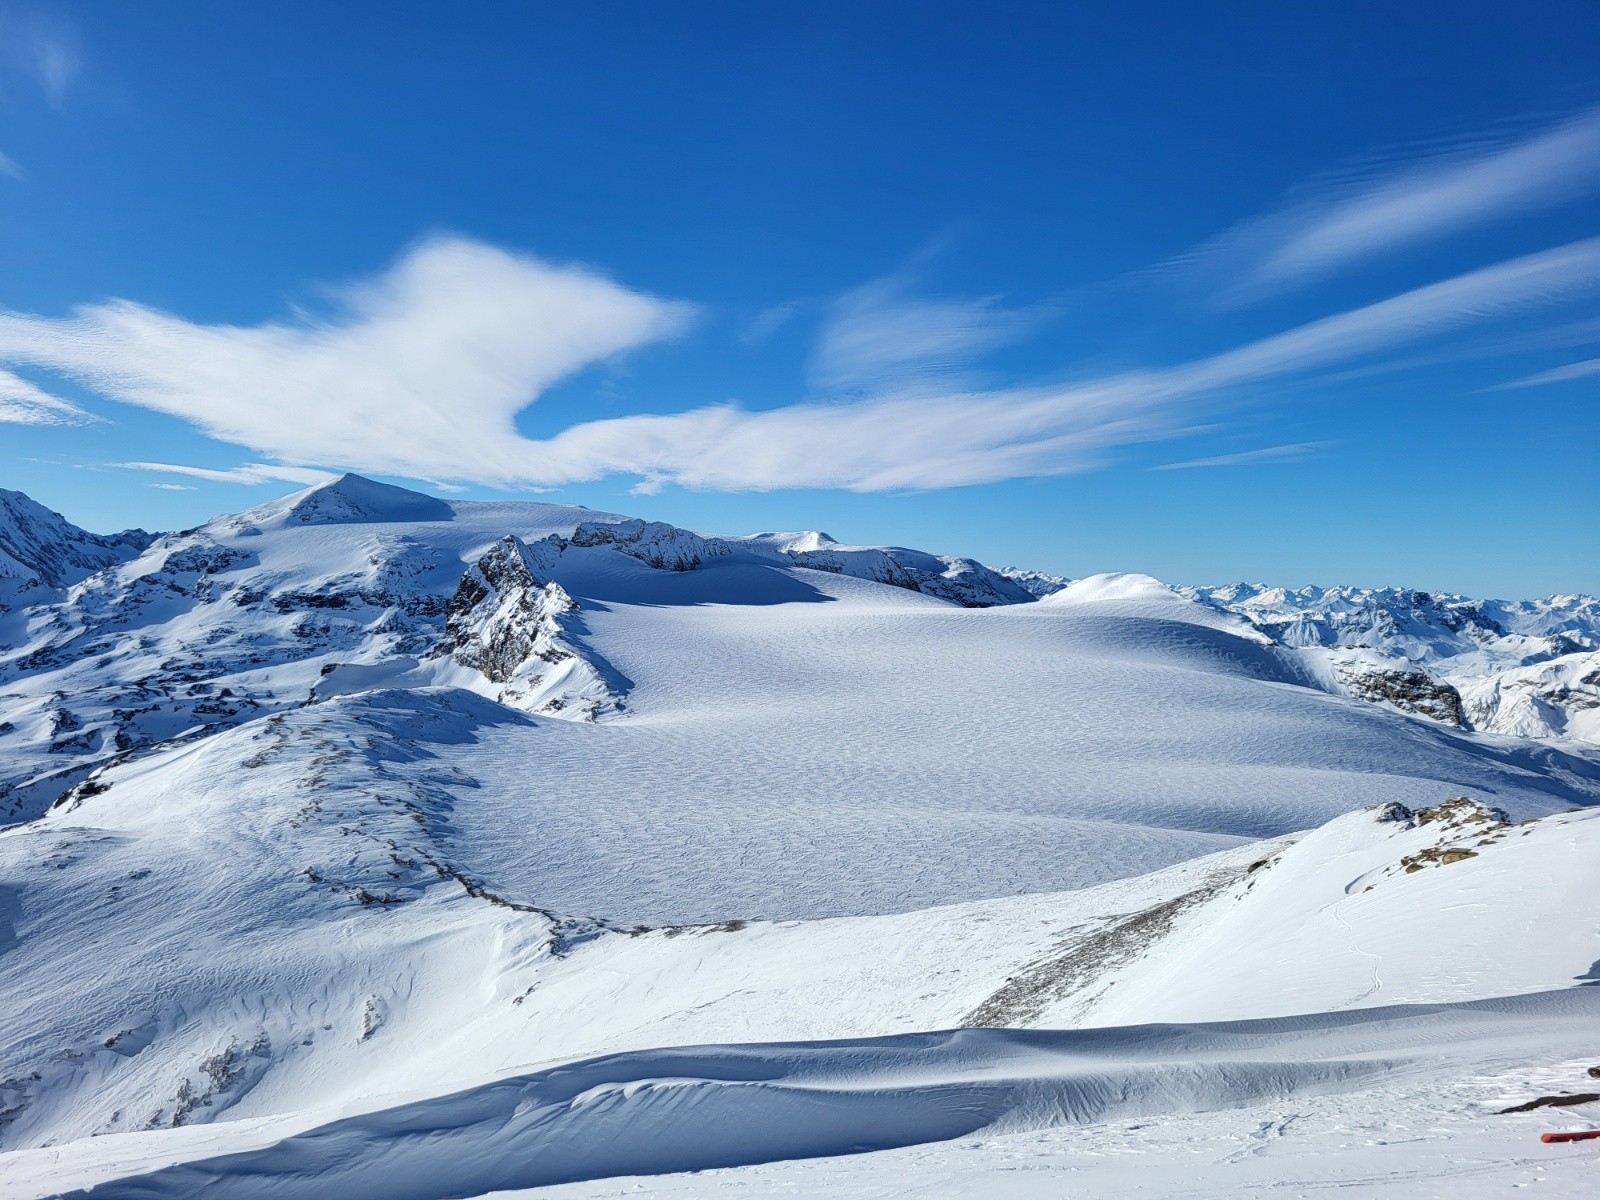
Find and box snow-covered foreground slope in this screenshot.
[2,797,1597,1197]
[1,474,1597,1197]
[21,990,1600,1200]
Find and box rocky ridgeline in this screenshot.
[0,488,152,597]
[429,535,621,720]
[570,518,731,571]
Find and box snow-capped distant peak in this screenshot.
[1041,571,1175,605]
[259,472,456,527]
[0,488,151,594]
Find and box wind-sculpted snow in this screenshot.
[45,990,1600,1200]
[0,678,1596,1192]
[1,474,1597,1198]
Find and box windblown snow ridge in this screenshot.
[58,989,1600,1200]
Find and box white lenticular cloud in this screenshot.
[7,235,1600,494]
[0,235,695,486]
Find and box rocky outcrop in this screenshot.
[431,536,620,720]
[1335,663,1466,727]
[569,519,731,572]
[782,544,1036,608]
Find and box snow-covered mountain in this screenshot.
[1174,583,1600,742]
[0,488,150,596]
[0,475,1596,1198]
[981,573,1600,744]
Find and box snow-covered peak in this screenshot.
[997,565,1071,599]
[1179,582,1600,741]
[255,472,456,527]
[0,488,151,595]
[1042,571,1175,605]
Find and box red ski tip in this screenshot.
[1542,1130,1600,1144]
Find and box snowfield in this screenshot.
[0,474,1596,1197]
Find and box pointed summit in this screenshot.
[278,473,454,526]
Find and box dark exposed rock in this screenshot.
[1337,664,1466,727]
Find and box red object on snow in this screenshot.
[1542,1130,1600,1144]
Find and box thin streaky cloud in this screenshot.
[809,270,1052,391]
[1494,356,1600,390]
[149,482,196,491]
[0,152,22,180]
[8,236,1600,494]
[1169,237,1600,395]
[0,369,89,425]
[1154,442,1328,471]
[1180,108,1600,301]
[741,302,801,345]
[117,462,340,486]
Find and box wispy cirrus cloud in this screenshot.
[0,368,89,425]
[529,237,1600,492]
[809,269,1052,392]
[0,7,82,107]
[1493,356,1600,390]
[7,234,1600,495]
[117,462,339,487]
[1178,108,1600,302]
[1153,442,1327,471]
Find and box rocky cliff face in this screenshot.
[431,535,621,720]
[1334,663,1466,727]
[570,519,731,571]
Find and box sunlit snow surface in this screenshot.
[0,476,1597,1198]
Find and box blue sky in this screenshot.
[1,1,1598,596]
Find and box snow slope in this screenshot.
[2,789,1596,1196]
[0,475,1597,1197]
